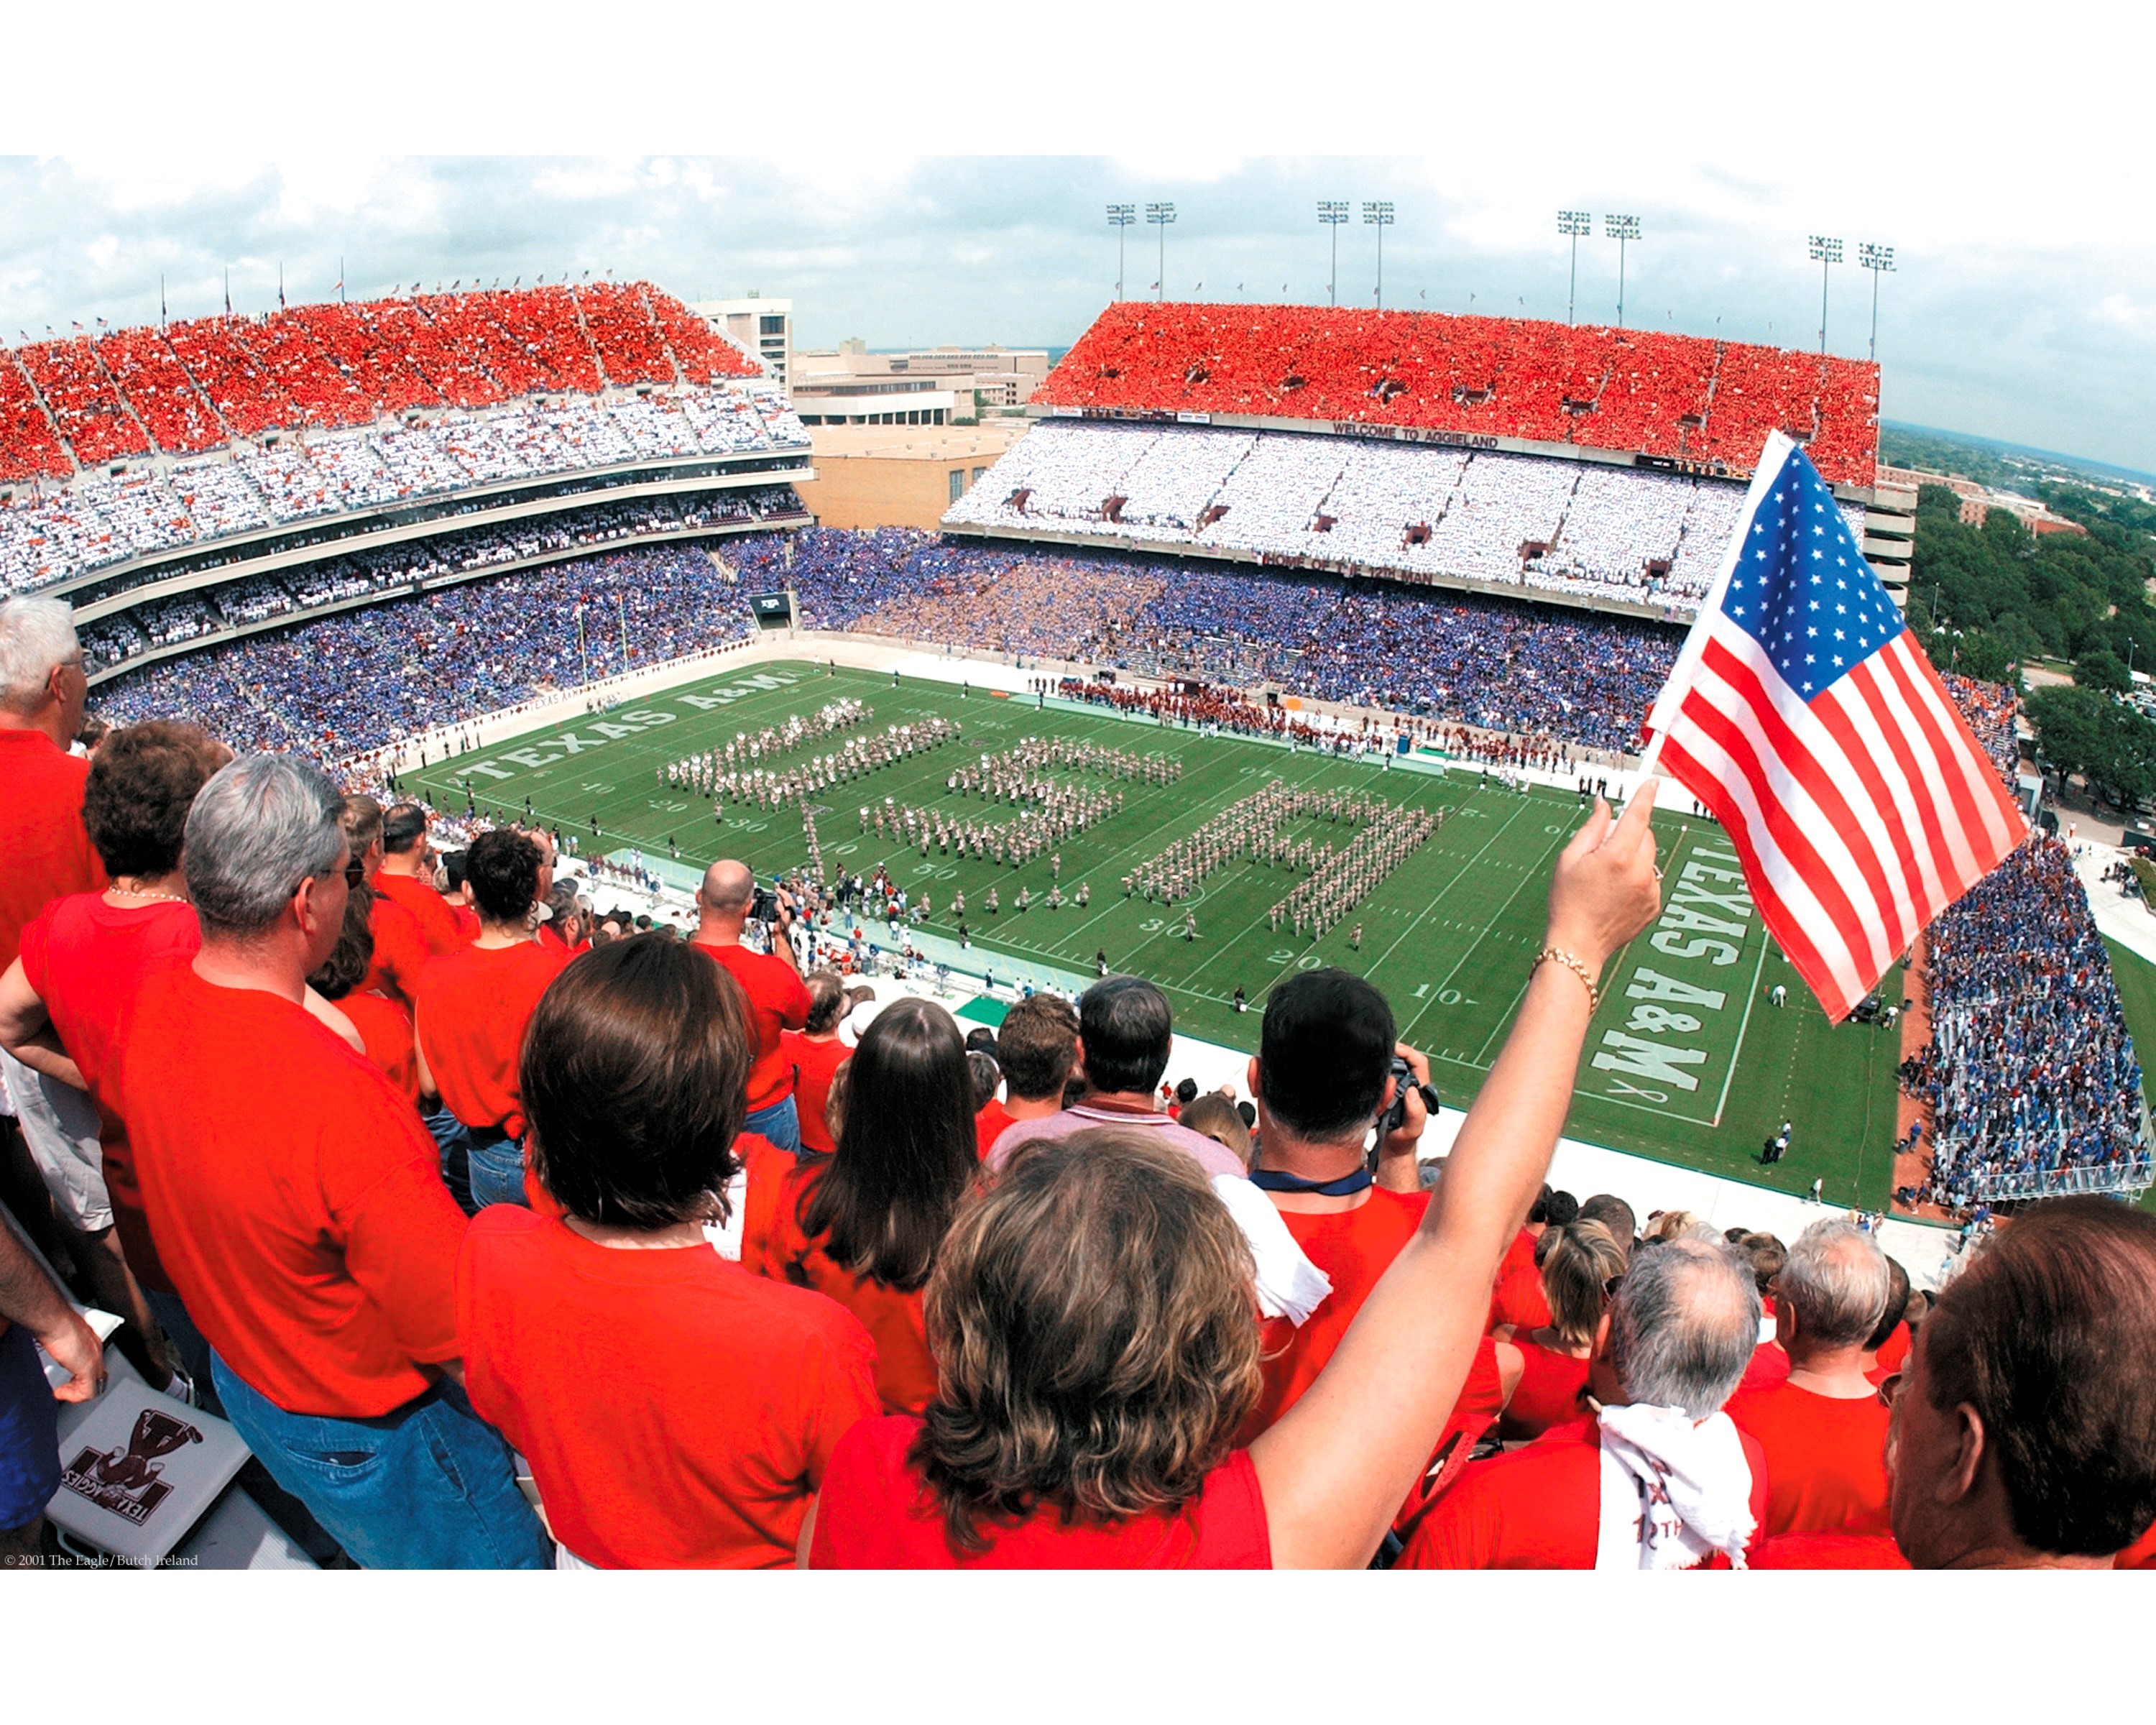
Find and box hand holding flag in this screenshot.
[1640,433,2027,1021]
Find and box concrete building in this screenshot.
[693,296,793,395]
[791,341,1049,428]
[796,421,1028,530]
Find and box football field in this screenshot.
[405,659,1902,1206]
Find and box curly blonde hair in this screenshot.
[914,1128,1263,1553]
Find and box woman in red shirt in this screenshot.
[765,997,977,1414]
[308,883,420,1106]
[458,937,879,1568]
[1494,1220,1628,1441]
[0,719,228,1400]
[808,786,1669,1568]
[778,970,849,1156]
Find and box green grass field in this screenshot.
[406,660,1902,1205]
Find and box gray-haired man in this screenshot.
[106,754,548,1568]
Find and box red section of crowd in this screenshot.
[0,285,757,479]
[15,339,150,468]
[1033,303,1879,485]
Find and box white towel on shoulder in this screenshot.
[1210,1174,1334,1325]
[1594,1403,1756,1570]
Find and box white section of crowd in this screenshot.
[946,422,1867,615]
[0,387,809,597]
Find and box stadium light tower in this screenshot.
[1145,202,1176,303]
[1363,201,1395,309]
[1557,211,1592,325]
[1857,241,1895,362]
[1809,235,1843,354]
[1106,204,1136,302]
[1318,201,1350,306]
[1606,214,1641,328]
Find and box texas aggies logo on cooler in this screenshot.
[62,1404,206,1527]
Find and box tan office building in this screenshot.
[797,423,1026,530]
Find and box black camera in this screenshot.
[751,884,780,924]
[1375,1055,1442,1144]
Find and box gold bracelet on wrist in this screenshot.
[1533,946,1601,1016]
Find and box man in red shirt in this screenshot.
[1402,1236,1769,1569]
[975,993,1078,1159]
[414,829,568,1213]
[1889,1199,2156,1569]
[0,598,106,1270]
[1726,1218,1894,1538]
[691,859,810,1153]
[106,754,548,1568]
[372,803,466,957]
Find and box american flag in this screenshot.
[1641,433,2027,1021]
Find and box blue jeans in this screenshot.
[466,1127,529,1212]
[211,1353,549,1570]
[423,1106,476,1215]
[745,1092,801,1156]
[0,1322,60,1534]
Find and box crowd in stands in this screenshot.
[93,543,758,756]
[0,284,758,483]
[1909,834,2149,1205]
[4,613,2152,1573]
[77,489,802,674]
[0,387,806,597]
[1033,302,1880,485]
[745,528,1677,756]
[944,420,1861,612]
[1942,672,2022,788]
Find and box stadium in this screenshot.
[3,264,2152,1575]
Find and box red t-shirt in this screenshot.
[764,1160,936,1415]
[336,990,419,1106]
[2115,1518,2156,1570]
[1750,1532,1910,1569]
[360,891,431,1009]
[1499,1335,1593,1441]
[1238,1187,1429,1444]
[780,1031,849,1155]
[0,728,103,974]
[973,1099,1015,1163]
[1490,1260,1554,1334]
[413,939,568,1136]
[458,1205,879,1568]
[372,869,467,957]
[693,941,811,1110]
[811,1414,1271,1568]
[1740,1338,1792,1392]
[737,1132,796,1279]
[1865,1321,1912,1387]
[16,893,200,1291]
[1399,1419,1770,1570]
[106,962,467,1417]
[1726,1379,1892,1537]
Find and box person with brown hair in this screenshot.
[1888,1197,2156,1568]
[1494,1220,1629,1441]
[0,719,230,1399]
[778,969,849,1156]
[809,788,1666,1567]
[1175,1092,1252,1167]
[459,935,877,1568]
[307,876,419,1107]
[341,794,429,1011]
[413,827,568,1212]
[372,802,466,957]
[763,998,978,1415]
[975,990,1078,1159]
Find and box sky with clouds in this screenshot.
[4,4,2152,474]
